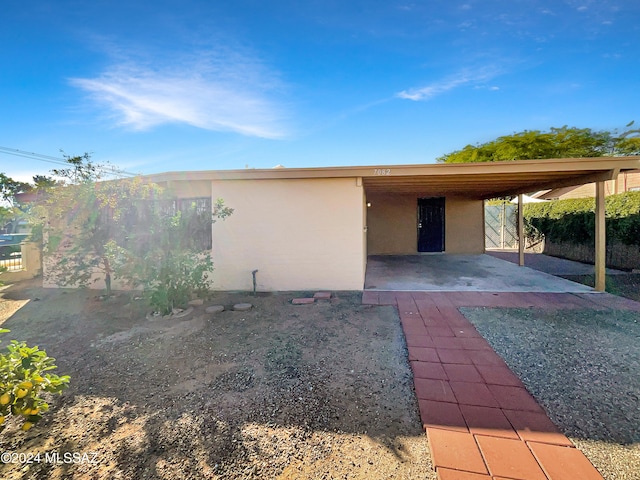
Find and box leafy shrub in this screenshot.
[524,191,640,246]
[146,252,214,315]
[0,329,70,431]
[108,198,232,315]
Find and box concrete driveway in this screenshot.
[364,254,595,293]
[486,250,626,276]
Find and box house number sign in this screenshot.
[373,168,391,175]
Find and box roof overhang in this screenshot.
[147,156,640,200]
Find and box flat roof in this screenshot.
[148,156,640,199]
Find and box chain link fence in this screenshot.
[485,204,518,249]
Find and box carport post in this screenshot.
[595,181,606,292]
[518,194,525,266]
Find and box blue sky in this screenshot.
[1,0,639,181]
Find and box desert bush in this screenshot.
[0,329,70,431]
[524,191,640,246]
[146,252,215,315]
[107,198,232,315]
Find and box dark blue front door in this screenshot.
[418,197,445,252]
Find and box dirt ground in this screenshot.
[463,306,640,480]
[559,273,640,302]
[0,279,433,480]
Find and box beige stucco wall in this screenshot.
[626,171,640,191]
[361,186,368,281]
[444,197,485,254]
[553,171,640,199]
[366,194,417,254]
[210,178,366,291]
[366,194,484,255]
[164,180,212,198]
[1,242,42,283]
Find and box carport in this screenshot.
[364,254,595,292]
[362,156,640,292]
[146,156,640,292]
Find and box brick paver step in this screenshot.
[437,468,492,479]
[411,361,448,380]
[476,435,547,480]
[486,384,545,413]
[418,399,467,433]
[449,381,500,408]
[363,290,607,480]
[414,378,457,403]
[405,334,436,348]
[408,346,440,363]
[458,405,519,440]
[427,428,488,474]
[291,298,314,305]
[442,364,483,383]
[475,365,524,387]
[502,409,574,446]
[529,441,605,480]
[436,348,473,365]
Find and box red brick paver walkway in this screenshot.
[362,290,640,480]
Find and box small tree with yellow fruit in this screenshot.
[0,329,70,432]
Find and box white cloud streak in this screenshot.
[396,68,501,101]
[70,53,289,139]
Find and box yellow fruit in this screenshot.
[16,388,28,399]
[0,393,10,405]
[32,375,43,383]
[22,422,33,431]
[0,416,4,425]
[18,381,33,390]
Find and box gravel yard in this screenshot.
[461,307,640,480]
[0,281,433,480]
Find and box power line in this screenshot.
[0,146,140,179]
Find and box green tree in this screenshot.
[0,173,31,233]
[103,195,233,314]
[34,174,162,296]
[135,198,232,314]
[437,125,628,163]
[0,174,30,205]
[611,121,640,156]
[50,152,103,184]
[0,206,13,232]
[0,172,60,234]
[33,154,233,311]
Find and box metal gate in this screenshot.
[485,204,518,249]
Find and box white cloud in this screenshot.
[396,68,500,101]
[70,52,289,139]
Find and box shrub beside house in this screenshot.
[524,191,640,270]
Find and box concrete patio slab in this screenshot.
[486,250,627,276]
[364,254,595,293]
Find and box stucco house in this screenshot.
[144,156,640,293]
[533,169,640,200]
